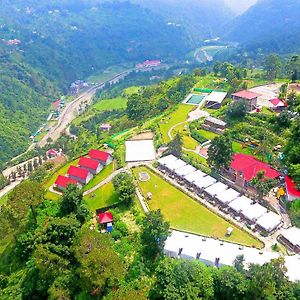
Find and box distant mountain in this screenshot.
[0,0,191,165]
[227,0,300,53]
[132,0,234,42]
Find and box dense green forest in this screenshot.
[0,0,191,167]
[227,0,300,54]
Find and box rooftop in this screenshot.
[67,165,90,180]
[98,212,113,224]
[205,116,227,127]
[230,154,280,182]
[280,227,300,247]
[55,175,78,188]
[269,98,288,107]
[205,91,227,104]
[78,157,100,171]
[89,149,110,162]
[285,176,300,198]
[256,211,282,232]
[232,90,261,100]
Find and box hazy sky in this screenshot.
[225,0,258,14]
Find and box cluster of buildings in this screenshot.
[7,39,21,45]
[158,154,283,235]
[54,149,112,191]
[70,80,89,95]
[164,230,300,282]
[136,59,161,70]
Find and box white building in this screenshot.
[228,196,253,214]
[215,188,240,206]
[204,182,228,198]
[256,212,282,233]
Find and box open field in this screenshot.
[84,182,118,211]
[171,123,199,150]
[93,97,127,112]
[83,163,115,191]
[159,105,194,143]
[133,166,263,248]
[87,64,132,84]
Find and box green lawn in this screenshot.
[183,151,210,168]
[133,166,263,249]
[83,163,115,191]
[0,194,9,206]
[232,141,254,156]
[124,86,141,95]
[84,182,119,211]
[159,105,194,143]
[172,122,199,150]
[197,129,219,140]
[93,97,127,112]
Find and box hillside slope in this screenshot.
[227,0,300,53]
[0,0,191,166]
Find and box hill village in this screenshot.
[1,61,300,290]
[37,78,300,283]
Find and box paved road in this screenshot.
[38,69,132,147]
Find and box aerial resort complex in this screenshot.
[1,0,300,296]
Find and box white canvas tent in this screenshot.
[228,196,253,214]
[194,175,217,189]
[256,212,282,232]
[241,203,267,223]
[125,140,156,162]
[157,154,178,166]
[184,170,207,184]
[215,188,240,205]
[175,164,196,177]
[204,181,228,197]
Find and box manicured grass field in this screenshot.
[93,97,127,112]
[123,86,141,95]
[84,182,119,211]
[133,166,263,248]
[183,150,210,168]
[171,123,199,150]
[83,163,114,191]
[197,129,218,140]
[159,105,194,143]
[232,141,254,156]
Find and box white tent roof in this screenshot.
[241,203,268,222]
[164,230,300,282]
[285,255,300,282]
[194,175,217,189]
[157,154,178,166]
[175,164,196,177]
[228,196,253,213]
[216,188,240,204]
[206,91,227,104]
[165,159,186,171]
[184,170,207,183]
[280,227,300,247]
[125,140,156,162]
[256,212,282,232]
[204,181,228,197]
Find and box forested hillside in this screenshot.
[133,0,233,41]
[0,0,191,166]
[227,0,300,53]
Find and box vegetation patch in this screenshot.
[133,166,263,248]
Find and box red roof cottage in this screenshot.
[78,157,103,175]
[269,98,288,111]
[98,212,114,224]
[229,154,280,188]
[285,176,300,202]
[54,175,79,191]
[232,90,261,111]
[88,149,112,166]
[67,165,93,184]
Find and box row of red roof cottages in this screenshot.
[54,149,113,191]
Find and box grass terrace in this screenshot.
[133,166,263,249]
[93,97,127,112]
[84,182,118,211]
[159,104,194,143]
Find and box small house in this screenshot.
[202,116,227,133]
[99,123,112,131]
[67,165,93,184]
[47,149,59,158]
[54,175,79,191]
[269,98,288,111]
[232,90,261,111]
[278,227,300,254]
[98,212,114,232]
[285,176,300,202]
[78,157,103,175]
[88,149,113,166]
[229,154,280,189]
[205,91,227,109]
